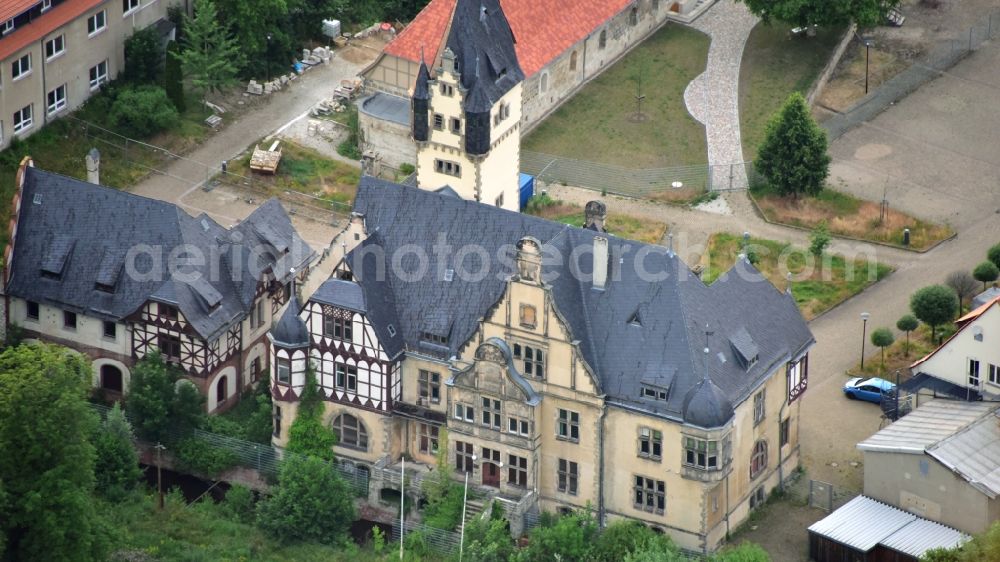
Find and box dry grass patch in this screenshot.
[751,187,953,250]
[702,233,893,320]
[847,324,955,381]
[524,194,667,245]
[817,44,909,113]
[226,140,359,206]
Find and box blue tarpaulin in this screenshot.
[519,173,535,210]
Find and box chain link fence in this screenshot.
[521,150,759,197]
[824,8,1000,140]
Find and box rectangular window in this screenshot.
[481,397,501,429]
[787,356,808,402]
[433,113,444,130]
[557,409,580,442]
[26,300,39,320]
[158,334,181,361]
[103,321,116,339]
[449,117,461,134]
[439,83,454,96]
[158,303,179,321]
[418,370,440,404]
[434,159,461,177]
[638,427,662,460]
[323,315,353,341]
[753,389,766,426]
[455,440,474,473]
[684,437,720,470]
[123,0,140,15]
[335,363,358,391]
[11,54,31,80]
[63,310,77,330]
[272,406,282,437]
[780,418,790,447]
[990,364,1000,385]
[89,60,108,90]
[42,0,52,12]
[508,416,530,436]
[276,357,290,384]
[45,35,65,60]
[453,402,475,423]
[12,105,32,133]
[513,343,545,378]
[641,385,668,401]
[633,475,666,514]
[970,359,981,387]
[508,454,527,487]
[418,423,439,455]
[47,84,67,115]
[250,357,261,383]
[519,304,536,328]
[250,299,265,329]
[1,20,13,36]
[557,458,578,495]
[87,10,107,36]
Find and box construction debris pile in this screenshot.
[246,47,334,96]
[311,79,360,117]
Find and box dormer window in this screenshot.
[628,309,643,326]
[641,385,668,401]
[95,282,115,294]
[440,83,454,97]
[729,328,759,371]
[421,331,448,346]
[159,303,179,321]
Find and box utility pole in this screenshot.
[154,442,167,510]
[399,457,405,560]
[459,470,470,562]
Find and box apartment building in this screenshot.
[0,0,183,150]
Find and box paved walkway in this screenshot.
[684,0,758,189]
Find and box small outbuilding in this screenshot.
[808,495,968,562]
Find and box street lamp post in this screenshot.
[863,39,874,94]
[266,34,273,84]
[860,312,871,370]
[459,454,478,562]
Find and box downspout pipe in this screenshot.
[597,402,607,527]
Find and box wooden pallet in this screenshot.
[249,140,282,174]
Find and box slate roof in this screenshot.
[384,0,634,77]
[7,166,315,341]
[857,399,995,454]
[270,295,309,348]
[340,178,814,425]
[443,0,524,113]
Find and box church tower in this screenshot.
[411,0,524,211]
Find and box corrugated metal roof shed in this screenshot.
[808,496,916,551]
[880,517,969,557]
[856,399,995,454]
[928,410,1000,498]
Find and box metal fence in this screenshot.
[798,479,855,513]
[389,521,462,553]
[824,8,1000,141]
[521,150,759,197]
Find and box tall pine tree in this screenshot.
[177,0,242,101]
[755,92,830,199]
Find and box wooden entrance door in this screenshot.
[482,462,500,487]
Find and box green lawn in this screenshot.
[523,24,710,168]
[739,23,845,160]
[226,140,360,206]
[703,233,892,320]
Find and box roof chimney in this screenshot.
[593,236,608,290]
[86,148,100,185]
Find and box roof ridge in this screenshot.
[926,403,1000,451]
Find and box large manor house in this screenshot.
[0,0,816,555]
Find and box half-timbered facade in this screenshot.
[3,159,315,412]
[270,177,815,553]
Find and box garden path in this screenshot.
[683,0,758,189]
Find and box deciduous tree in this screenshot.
[896,314,918,358]
[126,351,203,443]
[736,0,900,28]
[256,454,356,544]
[0,344,110,561]
[910,285,959,344]
[973,261,999,291]
[871,328,894,368]
[164,41,187,113]
[946,270,979,313]
[755,93,830,199]
[517,509,599,562]
[988,243,1000,270]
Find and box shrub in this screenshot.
[896,314,919,357]
[123,27,163,84]
[164,41,186,113]
[525,193,559,214]
[989,243,1000,270]
[870,327,895,368]
[973,261,999,290]
[109,86,179,138]
[93,403,141,501]
[910,285,959,343]
[221,484,256,523]
[518,509,599,562]
[399,163,416,175]
[173,436,238,477]
[336,106,362,160]
[809,221,831,257]
[286,367,336,462]
[592,519,679,562]
[256,455,356,544]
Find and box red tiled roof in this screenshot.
[1,0,41,24]
[0,0,105,61]
[384,0,633,77]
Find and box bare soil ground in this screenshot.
[818,0,1000,113]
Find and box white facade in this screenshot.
[914,302,1000,398]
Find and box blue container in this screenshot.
[518,173,535,211]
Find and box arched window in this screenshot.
[750,440,768,480]
[540,72,549,93]
[569,51,578,71]
[216,375,228,404]
[630,7,638,26]
[333,414,369,450]
[599,30,607,50]
[100,364,123,393]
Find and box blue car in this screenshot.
[843,377,896,403]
